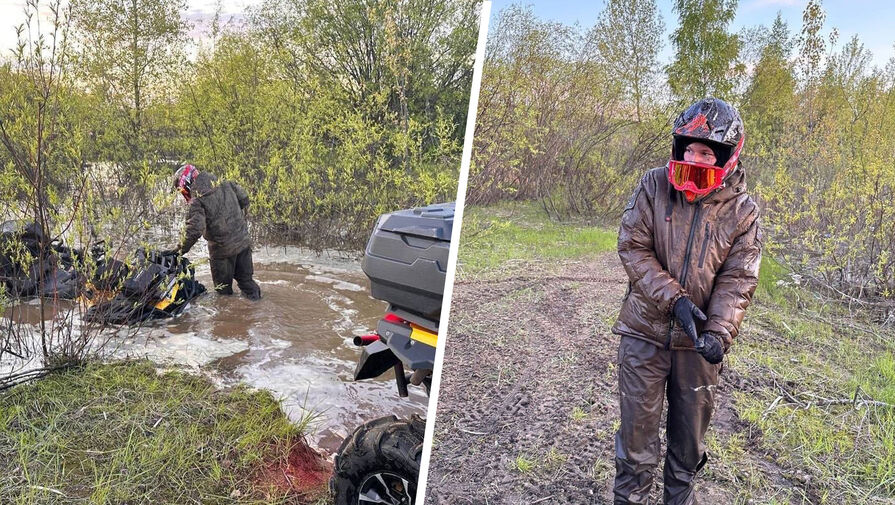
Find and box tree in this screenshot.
[741,13,796,189]
[0,0,109,372]
[667,0,742,102]
[590,0,665,120]
[69,0,187,177]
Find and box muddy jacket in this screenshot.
[181,172,252,259]
[611,165,762,351]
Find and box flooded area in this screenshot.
[1,246,429,456]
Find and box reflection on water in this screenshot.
[1,247,428,455]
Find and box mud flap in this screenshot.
[353,340,399,381]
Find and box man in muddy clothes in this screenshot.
[172,164,262,300]
[611,98,762,504]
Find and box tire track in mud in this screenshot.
[426,253,827,505]
[427,254,628,504]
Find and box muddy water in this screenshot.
[3,247,429,455]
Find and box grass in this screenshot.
[731,257,895,503]
[457,202,617,277]
[570,406,589,422]
[513,454,535,474]
[0,360,325,505]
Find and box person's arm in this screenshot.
[231,182,249,211]
[702,212,762,350]
[180,200,206,254]
[617,174,686,315]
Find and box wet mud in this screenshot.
[425,253,807,505]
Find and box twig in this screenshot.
[531,495,555,504]
[762,395,784,418]
[27,485,66,498]
[454,419,488,436]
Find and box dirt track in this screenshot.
[424,253,794,504]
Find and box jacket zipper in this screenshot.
[665,200,702,350]
[698,222,711,269]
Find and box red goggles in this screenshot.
[667,160,727,195]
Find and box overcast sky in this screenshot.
[0,0,263,58]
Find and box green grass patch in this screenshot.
[512,454,535,474]
[0,360,322,504]
[733,291,895,502]
[755,255,789,305]
[457,201,616,276]
[570,406,588,422]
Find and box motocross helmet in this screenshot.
[669,97,745,202]
[173,164,198,202]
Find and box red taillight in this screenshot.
[383,313,405,324]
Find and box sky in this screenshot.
[0,0,263,58]
[0,0,890,69]
[491,0,895,69]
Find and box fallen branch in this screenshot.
[770,381,895,411]
[0,363,75,392]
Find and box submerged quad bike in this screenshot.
[331,203,453,505]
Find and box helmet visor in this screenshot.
[668,160,726,195]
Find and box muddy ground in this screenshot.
[425,253,817,505]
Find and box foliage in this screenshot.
[473,0,895,309]
[469,5,666,219]
[171,0,478,249]
[69,0,188,174]
[590,0,665,120]
[0,0,478,254]
[667,0,743,102]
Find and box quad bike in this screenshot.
[330,203,453,505]
[0,220,205,324]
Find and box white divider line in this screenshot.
[415,1,492,503]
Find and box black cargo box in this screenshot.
[361,202,453,321]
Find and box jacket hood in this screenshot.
[191,172,219,198]
[708,163,747,203]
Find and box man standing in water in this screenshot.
[611,98,762,504]
[172,164,262,300]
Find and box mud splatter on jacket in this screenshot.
[611,165,762,351]
[181,172,252,259]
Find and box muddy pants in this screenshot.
[209,247,261,300]
[613,336,720,505]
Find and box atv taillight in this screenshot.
[383,313,406,324]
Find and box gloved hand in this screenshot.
[697,332,724,364]
[672,296,706,347]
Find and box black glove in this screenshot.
[672,296,707,347]
[697,332,724,364]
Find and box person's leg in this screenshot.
[233,247,261,300]
[614,336,671,505]
[663,350,721,505]
[209,255,235,295]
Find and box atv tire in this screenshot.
[331,415,426,505]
